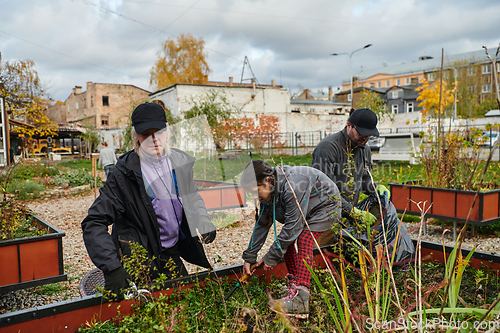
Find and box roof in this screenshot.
[336,86,389,95]
[309,91,329,99]
[485,110,500,117]
[8,118,36,129]
[290,99,349,106]
[150,81,284,96]
[348,48,493,83]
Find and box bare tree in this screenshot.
[483,44,500,109]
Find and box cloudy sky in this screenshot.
[1,0,499,102]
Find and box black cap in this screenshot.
[348,108,379,137]
[131,102,167,134]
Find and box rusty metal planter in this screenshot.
[194,180,246,211]
[0,215,66,294]
[390,182,500,225]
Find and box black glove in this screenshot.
[199,222,217,244]
[104,266,129,301]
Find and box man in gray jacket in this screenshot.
[311,108,390,224]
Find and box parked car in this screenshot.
[474,130,500,147]
[368,136,385,151]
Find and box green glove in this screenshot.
[376,184,391,199]
[351,207,377,225]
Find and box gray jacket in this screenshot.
[98,147,117,168]
[242,165,341,266]
[311,128,378,217]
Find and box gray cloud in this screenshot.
[1,0,499,101]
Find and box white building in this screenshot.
[148,78,350,133]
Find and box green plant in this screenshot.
[209,211,241,228]
[55,169,102,187]
[9,161,59,181]
[32,282,68,296]
[58,159,93,170]
[0,200,48,240]
[6,179,46,200]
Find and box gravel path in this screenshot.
[2,188,500,315]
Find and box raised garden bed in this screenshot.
[390,181,500,239]
[194,180,246,211]
[1,240,499,332]
[0,215,66,294]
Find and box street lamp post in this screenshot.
[332,44,372,109]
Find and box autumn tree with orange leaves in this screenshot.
[0,54,57,139]
[150,34,210,90]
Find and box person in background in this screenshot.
[98,141,117,179]
[240,160,341,318]
[311,108,390,226]
[82,102,216,300]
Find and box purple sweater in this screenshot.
[140,152,183,249]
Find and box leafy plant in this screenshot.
[54,169,102,187]
[8,161,59,181]
[5,179,46,200]
[0,201,48,240]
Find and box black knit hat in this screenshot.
[348,108,379,137]
[131,102,167,134]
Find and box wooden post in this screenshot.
[2,97,11,166]
[91,153,99,198]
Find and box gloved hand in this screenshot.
[199,222,217,244]
[104,266,129,301]
[350,207,378,225]
[376,184,391,199]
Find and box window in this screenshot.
[428,73,435,81]
[411,77,419,85]
[361,83,364,87]
[391,104,398,114]
[67,104,70,113]
[396,79,400,85]
[468,67,475,76]
[483,64,491,74]
[76,102,79,110]
[309,108,315,112]
[498,63,500,73]
[482,84,491,93]
[91,96,94,107]
[348,94,352,102]
[405,77,410,85]
[102,96,109,106]
[84,98,86,109]
[377,81,381,88]
[386,80,390,87]
[101,116,109,126]
[291,108,300,113]
[407,102,414,113]
[392,91,400,99]
[468,85,477,93]
[370,82,375,88]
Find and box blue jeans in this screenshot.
[103,164,114,178]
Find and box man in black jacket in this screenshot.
[311,108,390,223]
[82,102,216,299]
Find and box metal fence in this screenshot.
[224,123,500,156]
[226,130,340,156]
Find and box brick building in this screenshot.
[45,82,150,128]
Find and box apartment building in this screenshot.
[341,49,499,105]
